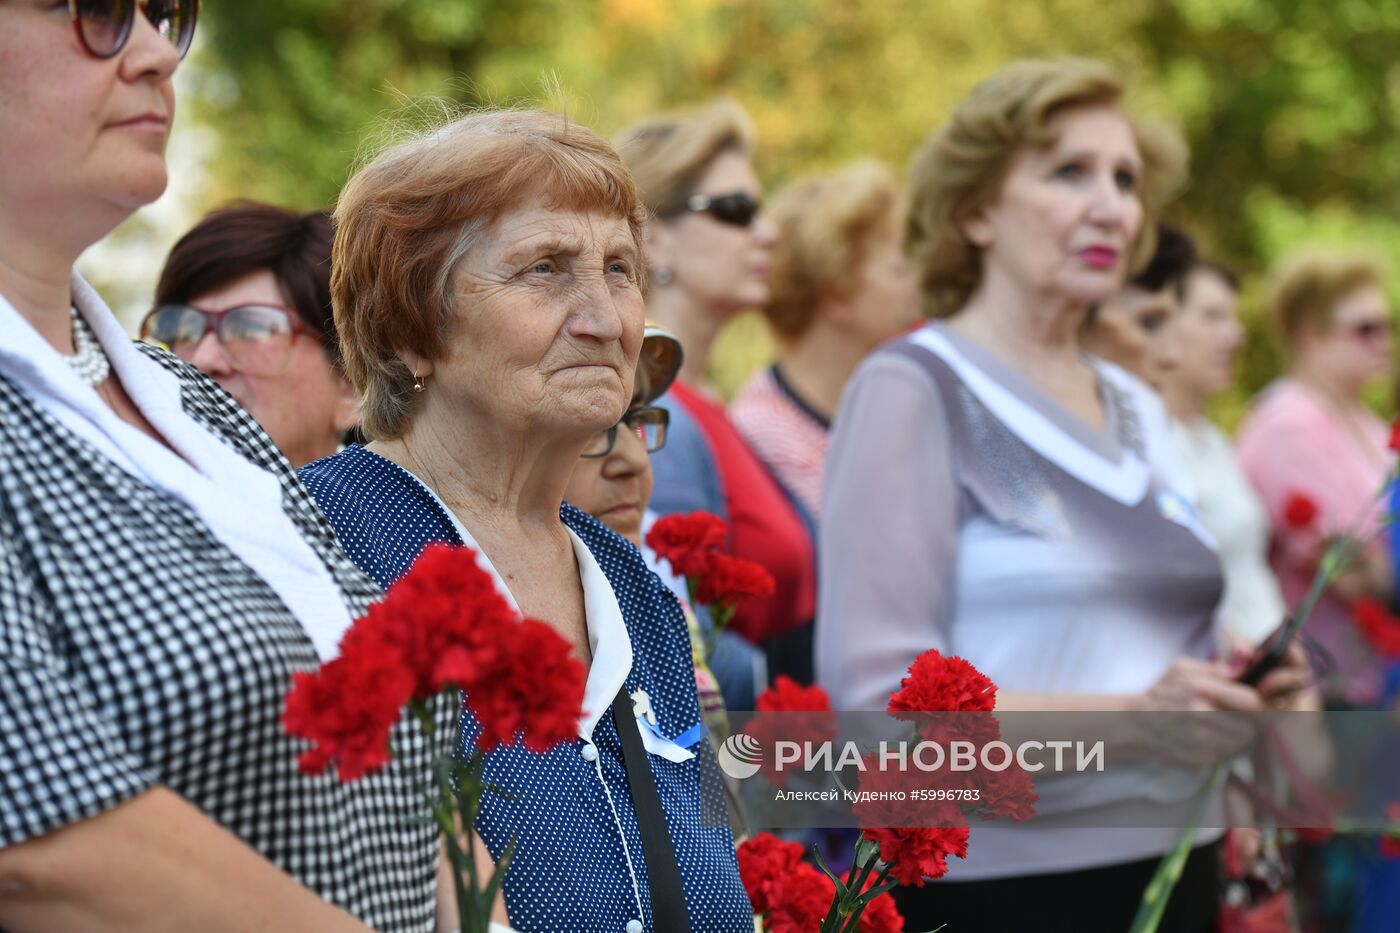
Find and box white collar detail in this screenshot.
[405,480,639,745]
[910,326,1152,507]
[0,272,355,661]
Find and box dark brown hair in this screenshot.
[156,201,338,360]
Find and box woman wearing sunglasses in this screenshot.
[1237,249,1397,708]
[615,101,812,701]
[145,202,361,467]
[0,4,450,931]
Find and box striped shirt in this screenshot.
[730,364,829,522]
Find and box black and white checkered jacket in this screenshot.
[0,344,448,931]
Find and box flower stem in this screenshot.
[1127,762,1225,933]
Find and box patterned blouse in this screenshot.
[0,306,448,929]
[300,445,753,933]
[730,363,830,524]
[818,323,1225,880]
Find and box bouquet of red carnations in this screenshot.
[739,652,1038,932]
[282,544,586,933]
[645,511,776,657]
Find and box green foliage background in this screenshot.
[185,0,1400,423]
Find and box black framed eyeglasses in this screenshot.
[69,0,199,60]
[581,406,669,458]
[665,192,762,228]
[140,303,311,376]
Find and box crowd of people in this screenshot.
[1,3,1396,932]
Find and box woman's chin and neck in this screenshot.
[0,188,146,344]
[1161,376,1211,424]
[953,268,1096,364]
[372,401,604,535]
[775,315,878,422]
[1291,352,1378,407]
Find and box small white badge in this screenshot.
[630,688,658,726]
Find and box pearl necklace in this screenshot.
[64,306,111,386]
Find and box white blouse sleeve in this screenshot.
[815,353,961,711]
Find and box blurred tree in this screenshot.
[463,0,1153,394]
[194,0,527,206]
[183,0,1400,413]
[1139,0,1400,420]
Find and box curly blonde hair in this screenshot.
[1271,249,1388,345]
[905,58,1188,316]
[764,160,902,344]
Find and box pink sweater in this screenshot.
[1236,378,1394,706]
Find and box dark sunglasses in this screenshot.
[1342,319,1393,342]
[140,303,311,376]
[666,192,762,228]
[581,406,669,459]
[69,0,199,60]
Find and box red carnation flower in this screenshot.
[1389,419,1400,453]
[1353,597,1400,657]
[754,675,837,749]
[283,647,416,781]
[285,544,585,779]
[737,833,807,915]
[466,617,587,752]
[738,833,909,933]
[758,675,833,713]
[888,649,997,715]
[1282,492,1319,530]
[748,677,838,786]
[696,553,777,608]
[978,762,1041,823]
[1381,803,1400,860]
[859,825,969,887]
[763,865,836,933]
[345,544,522,699]
[852,872,905,933]
[853,755,970,886]
[645,511,728,578]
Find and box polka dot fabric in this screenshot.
[300,445,753,932]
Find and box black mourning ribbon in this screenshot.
[609,687,694,932]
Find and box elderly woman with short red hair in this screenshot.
[298,109,750,932]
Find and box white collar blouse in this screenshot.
[0,274,451,931]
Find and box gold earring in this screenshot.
[412,372,426,393]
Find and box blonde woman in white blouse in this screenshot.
[817,59,1312,932]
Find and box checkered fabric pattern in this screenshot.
[0,344,450,932]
